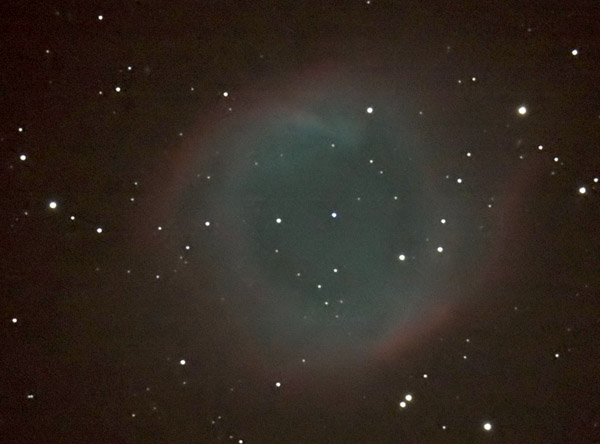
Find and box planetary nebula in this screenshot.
[168,71,490,370]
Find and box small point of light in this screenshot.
[571,49,578,56]
[127,66,132,71]
[366,106,374,114]
[440,218,446,224]
[185,245,190,250]
[333,268,338,273]
[331,212,337,218]
[19,154,27,161]
[223,91,229,97]
[115,86,121,92]
[18,127,23,132]
[98,14,103,20]
[205,221,211,227]
[554,353,560,358]
[275,381,281,388]
[317,284,322,289]
[399,401,406,408]
[554,157,559,162]
[180,359,186,365]
[398,254,406,261]
[423,373,428,378]
[157,226,162,231]
[538,145,544,150]
[27,394,34,399]
[466,152,472,157]
[471,76,476,82]
[12,318,18,323]
[70,215,75,221]
[48,201,57,209]
[518,106,527,115]
[483,422,492,431]
[594,177,599,183]
[405,394,413,402]
[442,425,447,430]
[96,227,103,233]
[437,246,444,253]
[457,177,463,183]
[578,187,586,194]
[275,218,282,224]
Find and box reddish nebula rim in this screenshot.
[138,64,535,382]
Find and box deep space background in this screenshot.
[2,0,600,443]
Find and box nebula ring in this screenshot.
[161,68,497,372]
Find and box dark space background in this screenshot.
[2,1,600,443]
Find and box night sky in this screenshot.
[2,1,600,443]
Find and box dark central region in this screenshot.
[219,109,432,350]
